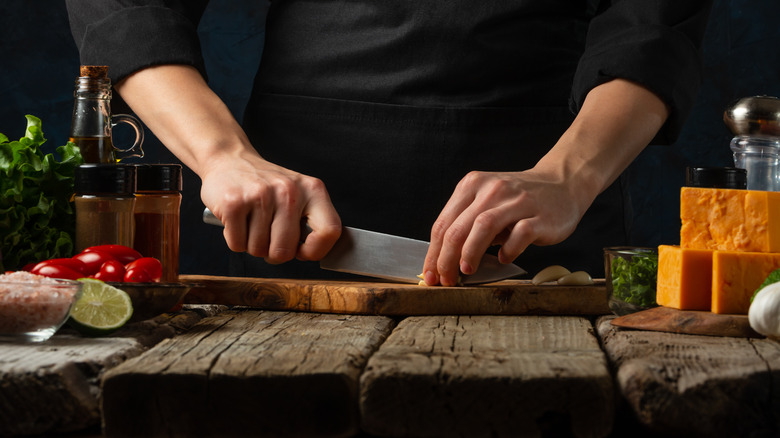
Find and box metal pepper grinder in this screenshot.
[724,95,780,191]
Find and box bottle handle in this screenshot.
[111,114,145,159]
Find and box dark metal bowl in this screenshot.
[107,282,198,321]
[724,95,780,137]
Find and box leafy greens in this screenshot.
[610,250,658,308]
[0,115,83,271]
[751,268,780,303]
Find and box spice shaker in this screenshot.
[133,164,182,282]
[685,167,747,189]
[74,164,137,252]
[69,65,145,163]
[725,96,780,191]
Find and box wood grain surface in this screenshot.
[360,315,614,437]
[0,306,220,437]
[610,306,761,338]
[101,310,395,438]
[181,275,610,316]
[598,315,780,437]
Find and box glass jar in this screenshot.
[69,65,145,163]
[730,136,780,191]
[74,164,137,252]
[133,164,182,282]
[604,247,659,316]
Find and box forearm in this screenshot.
[114,64,259,176]
[537,78,669,208]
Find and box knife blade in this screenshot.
[202,208,526,284]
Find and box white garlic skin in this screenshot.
[748,282,780,337]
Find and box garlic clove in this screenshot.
[532,265,571,285]
[557,271,594,286]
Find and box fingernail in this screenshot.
[460,260,474,275]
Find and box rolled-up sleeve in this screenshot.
[65,1,209,84]
[571,1,713,143]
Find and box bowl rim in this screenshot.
[603,246,657,254]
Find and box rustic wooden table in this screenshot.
[1,304,779,437]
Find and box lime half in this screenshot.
[69,278,134,336]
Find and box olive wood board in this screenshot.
[610,306,762,338]
[179,275,609,316]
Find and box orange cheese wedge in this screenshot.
[712,250,780,314]
[656,245,713,310]
[680,187,780,252]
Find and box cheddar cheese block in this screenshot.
[680,187,780,252]
[712,250,780,314]
[656,245,712,310]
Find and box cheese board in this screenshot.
[180,275,609,316]
[610,306,762,338]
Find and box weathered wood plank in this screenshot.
[182,275,610,316]
[597,315,780,437]
[360,316,614,438]
[0,305,222,437]
[101,310,395,438]
[0,337,141,436]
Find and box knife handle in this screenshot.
[202,208,313,241]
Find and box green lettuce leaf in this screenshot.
[0,115,83,271]
[751,268,780,303]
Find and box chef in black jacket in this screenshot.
[66,1,712,285]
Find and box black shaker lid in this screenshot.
[74,164,136,195]
[685,167,747,189]
[135,164,182,192]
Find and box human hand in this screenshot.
[200,152,342,264]
[422,168,592,286]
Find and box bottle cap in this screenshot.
[685,167,747,189]
[75,164,136,195]
[135,164,183,192]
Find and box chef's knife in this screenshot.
[202,208,525,284]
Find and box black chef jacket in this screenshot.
[65,0,713,278]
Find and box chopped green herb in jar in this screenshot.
[611,252,658,308]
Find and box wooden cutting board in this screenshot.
[180,275,610,316]
[610,306,762,338]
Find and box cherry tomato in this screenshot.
[93,260,126,282]
[125,257,163,283]
[31,258,88,275]
[124,268,151,283]
[32,264,84,280]
[21,262,37,272]
[83,245,142,265]
[168,300,184,312]
[72,250,118,275]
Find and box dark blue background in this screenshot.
[1,1,778,275]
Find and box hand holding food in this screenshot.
[423,168,587,287]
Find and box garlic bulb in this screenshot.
[748,282,780,337]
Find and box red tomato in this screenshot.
[124,268,151,283]
[168,300,184,312]
[32,264,84,280]
[93,260,126,282]
[72,250,118,275]
[125,257,163,283]
[31,258,88,275]
[83,245,142,264]
[21,262,37,272]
